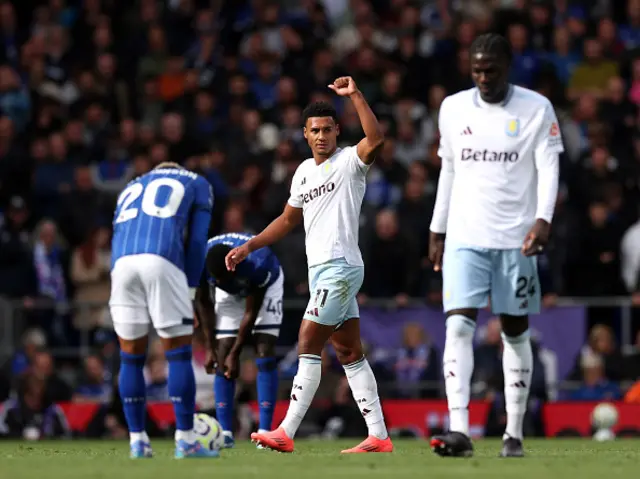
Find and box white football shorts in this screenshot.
[214,267,284,339]
[109,254,194,339]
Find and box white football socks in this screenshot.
[343,357,388,440]
[280,354,322,438]
[502,330,533,440]
[130,431,150,445]
[443,314,476,437]
[175,429,195,443]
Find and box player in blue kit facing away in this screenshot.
[109,162,218,459]
[194,232,284,449]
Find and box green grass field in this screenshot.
[1,439,638,479]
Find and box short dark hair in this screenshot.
[302,101,337,125]
[470,33,513,64]
[206,243,232,279]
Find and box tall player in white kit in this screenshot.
[225,77,393,454]
[428,34,563,458]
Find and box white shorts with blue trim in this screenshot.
[109,254,194,339]
[304,258,364,327]
[214,267,284,339]
[442,242,540,316]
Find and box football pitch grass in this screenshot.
[2,439,639,479]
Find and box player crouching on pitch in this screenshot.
[195,232,284,449]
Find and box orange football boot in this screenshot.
[250,427,294,453]
[341,435,394,454]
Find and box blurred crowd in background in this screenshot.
[1,0,640,439]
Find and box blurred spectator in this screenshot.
[570,324,627,381]
[566,200,626,296]
[33,219,67,305]
[0,374,70,439]
[361,209,420,303]
[32,219,70,345]
[70,227,111,332]
[0,65,30,132]
[0,196,36,299]
[30,350,72,404]
[568,37,618,101]
[11,328,46,378]
[73,353,112,404]
[568,351,622,401]
[94,328,119,380]
[392,323,440,399]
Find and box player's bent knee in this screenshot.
[333,344,363,365]
[254,333,277,358]
[330,317,363,364]
[499,314,529,337]
[446,308,478,321]
[118,337,148,355]
[297,319,334,355]
[446,314,476,339]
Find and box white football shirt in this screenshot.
[430,85,564,249]
[288,146,369,267]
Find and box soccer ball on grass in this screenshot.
[590,403,618,441]
[193,413,225,451]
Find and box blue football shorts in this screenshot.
[442,242,540,315]
[303,257,364,328]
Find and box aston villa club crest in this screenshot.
[505,118,520,137]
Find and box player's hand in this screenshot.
[522,219,550,257]
[428,232,445,272]
[223,352,240,380]
[328,76,359,97]
[225,244,250,271]
[204,350,218,375]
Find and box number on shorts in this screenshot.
[266,298,282,315]
[314,289,329,308]
[115,178,186,223]
[515,276,536,298]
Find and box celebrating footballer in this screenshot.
[225,76,393,454]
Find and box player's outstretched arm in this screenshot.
[225,204,302,271]
[329,76,384,164]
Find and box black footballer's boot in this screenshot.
[430,431,474,458]
[499,435,524,458]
